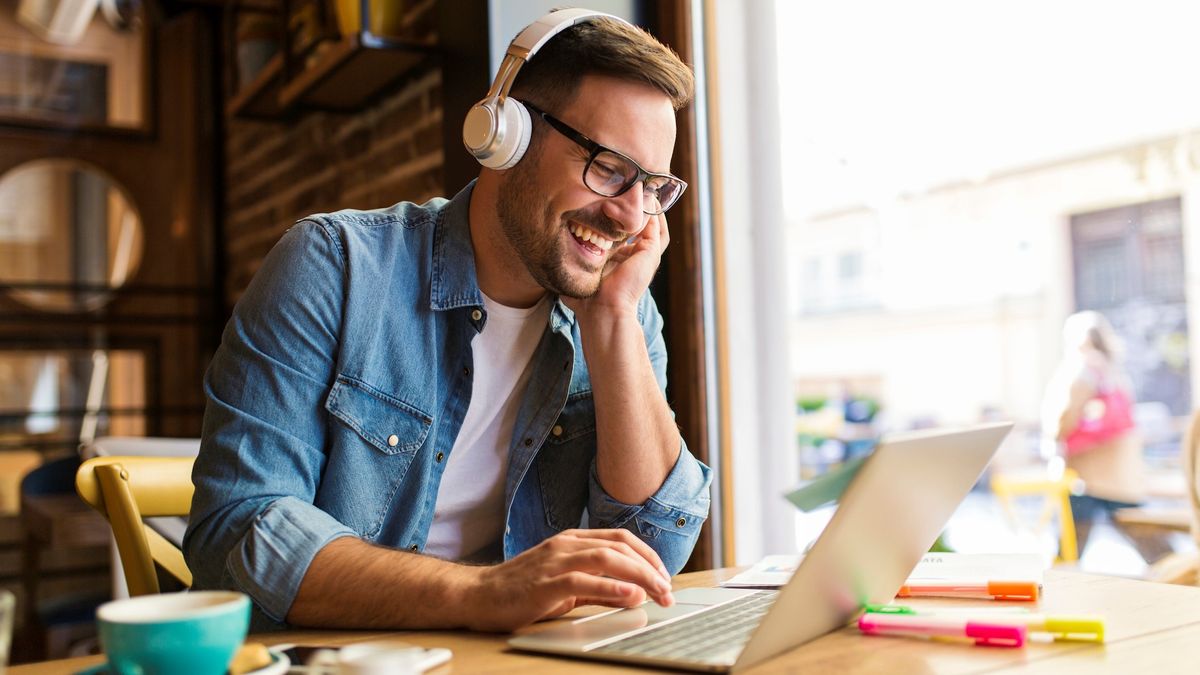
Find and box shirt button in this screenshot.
[676,517,687,528]
[462,366,470,376]
[436,451,445,463]
[409,544,419,552]
[551,425,563,437]
[471,309,482,321]
[523,438,533,447]
[387,434,399,447]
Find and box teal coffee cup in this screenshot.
[97,591,251,675]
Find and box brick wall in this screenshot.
[222,2,445,305]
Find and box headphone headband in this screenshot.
[463,8,633,170]
[508,8,622,60]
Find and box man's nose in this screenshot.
[601,184,647,235]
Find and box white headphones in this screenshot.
[462,8,631,170]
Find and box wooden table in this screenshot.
[14,568,1200,674]
[1114,505,1193,532]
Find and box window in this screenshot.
[1072,198,1190,415]
[0,348,147,451]
[713,1,1200,568]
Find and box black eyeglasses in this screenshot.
[522,101,687,215]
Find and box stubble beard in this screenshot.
[496,160,603,299]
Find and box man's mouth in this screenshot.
[567,221,616,253]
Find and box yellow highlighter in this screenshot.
[1011,614,1105,643]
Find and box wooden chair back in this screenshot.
[75,456,195,596]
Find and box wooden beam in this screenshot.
[648,0,715,572]
[436,0,491,196]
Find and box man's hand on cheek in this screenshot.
[568,212,669,317]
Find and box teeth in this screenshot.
[569,223,614,250]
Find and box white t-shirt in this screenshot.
[423,292,551,562]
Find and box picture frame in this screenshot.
[0,0,153,136]
[0,52,109,126]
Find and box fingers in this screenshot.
[547,572,646,608]
[635,213,668,250]
[560,548,672,606]
[535,576,648,623]
[602,242,637,277]
[538,597,578,623]
[479,530,677,630]
[562,529,671,580]
[545,531,673,607]
[637,214,660,250]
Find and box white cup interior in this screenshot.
[97,591,247,623]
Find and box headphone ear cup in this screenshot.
[484,99,532,170]
[462,101,500,160]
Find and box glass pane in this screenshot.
[0,0,146,129]
[0,159,144,312]
[779,0,1196,427]
[0,348,146,451]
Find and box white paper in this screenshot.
[721,553,1046,589]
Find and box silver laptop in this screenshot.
[509,422,1012,672]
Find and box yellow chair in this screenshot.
[75,456,195,596]
[990,466,1080,563]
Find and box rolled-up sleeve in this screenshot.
[587,440,712,573]
[183,220,355,623]
[224,497,354,621]
[584,291,713,574]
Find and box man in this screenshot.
[184,10,711,632]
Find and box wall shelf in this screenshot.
[277,32,435,112]
[226,31,435,119]
[225,52,285,119]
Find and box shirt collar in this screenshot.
[550,297,575,333]
[430,180,484,311]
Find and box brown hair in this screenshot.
[509,16,694,114]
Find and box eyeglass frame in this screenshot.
[521,100,687,215]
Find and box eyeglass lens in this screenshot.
[584,150,682,215]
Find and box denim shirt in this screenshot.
[183,182,712,628]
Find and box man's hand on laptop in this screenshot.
[465,528,675,632]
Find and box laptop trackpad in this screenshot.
[509,602,709,652]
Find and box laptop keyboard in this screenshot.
[593,590,778,663]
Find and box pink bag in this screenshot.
[1064,384,1135,456]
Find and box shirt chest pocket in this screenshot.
[325,375,433,537]
[537,393,596,531]
[326,375,433,455]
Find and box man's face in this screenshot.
[496,75,677,299]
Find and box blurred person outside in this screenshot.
[1042,310,1172,564]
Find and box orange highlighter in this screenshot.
[897,580,1040,601]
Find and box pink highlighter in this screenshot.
[858,612,1027,648]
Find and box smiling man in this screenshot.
[184,9,711,631]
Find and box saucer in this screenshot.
[248,649,291,675]
[74,647,290,675]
